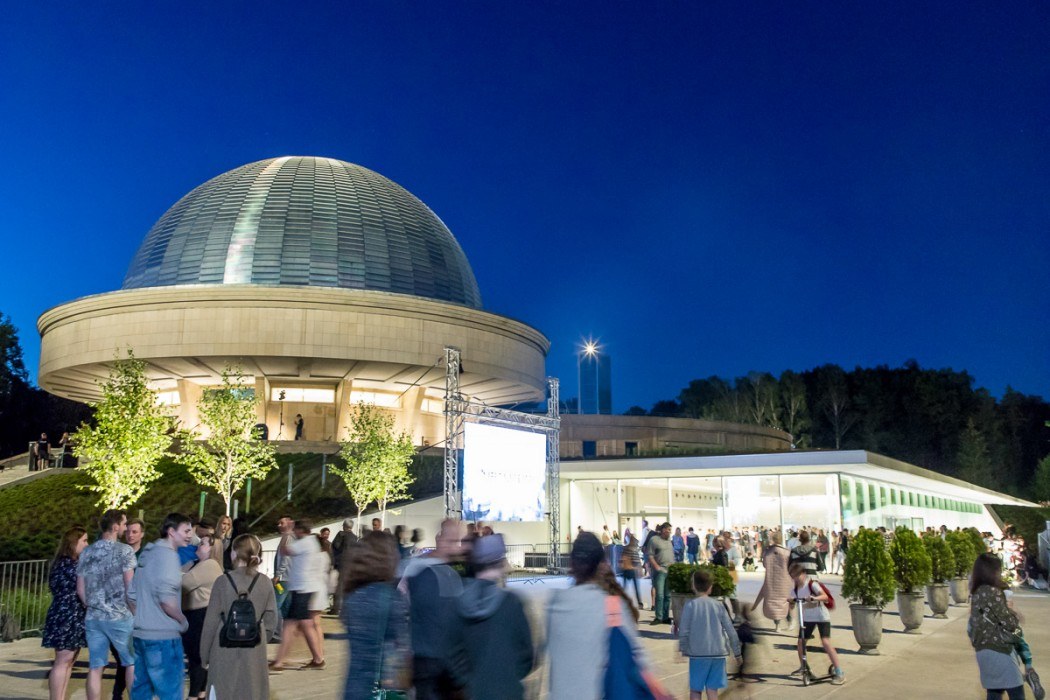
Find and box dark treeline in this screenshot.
[626,361,1050,497]
[0,314,92,461]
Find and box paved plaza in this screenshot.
[1,572,1046,699]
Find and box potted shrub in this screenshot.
[841,528,896,654]
[921,533,955,618]
[945,531,977,604]
[889,527,932,633]
[964,527,987,556]
[667,562,736,627]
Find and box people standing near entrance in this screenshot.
[181,535,223,700]
[269,520,326,672]
[673,527,686,563]
[201,534,278,700]
[834,530,849,575]
[294,414,304,440]
[686,527,701,564]
[620,535,645,609]
[43,526,88,700]
[129,513,192,700]
[648,523,675,625]
[751,531,793,631]
[789,563,844,685]
[77,510,136,700]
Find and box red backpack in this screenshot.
[811,580,835,611]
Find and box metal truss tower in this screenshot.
[443,347,463,519]
[546,377,561,572]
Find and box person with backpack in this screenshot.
[201,534,277,700]
[788,563,844,685]
[547,532,669,699]
[788,530,820,578]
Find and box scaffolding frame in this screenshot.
[442,347,562,572]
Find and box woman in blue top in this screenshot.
[42,526,88,700]
[672,527,686,563]
[341,532,410,700]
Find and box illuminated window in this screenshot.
[155,390,181,406]
[421,398,445,414]
[270,387,336,403]
[349,391,400,408]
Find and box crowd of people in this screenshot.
[37,507,1048,700]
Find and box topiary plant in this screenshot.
[921,533,956,584]
[964,527,987,557]
[666,562,736,598]
[945,531,977,578]
[889,527,932,594]
[842,528,895,607]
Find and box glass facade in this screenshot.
[568,471,989,536]
[578,350,612,415]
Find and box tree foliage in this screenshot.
[72,350,175,509]
[179,367,278,515]
[643,360,1050,498]
[334,403,415,524]
[945,530,977,579]
[841,528,895,607]
[889,527,932,594]
[921,532,955,584]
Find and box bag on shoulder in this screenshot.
[220,573,262,648]
[808,580,835,611]
[603,596,670,700]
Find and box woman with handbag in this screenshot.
[968,553,1042,700]
[201,534,278,700]
[341,531,410,700]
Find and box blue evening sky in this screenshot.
[1,3,1047,412]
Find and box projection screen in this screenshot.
[462,422,547,521]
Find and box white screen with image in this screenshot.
[462,422,546,522]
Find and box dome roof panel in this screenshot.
[122,156,482,308]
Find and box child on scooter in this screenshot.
[789,563,845,685]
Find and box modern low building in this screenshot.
[37,156,548,443]
[560,449,1034,539]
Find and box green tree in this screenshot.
[0,313,27,399]
[779,370,810,447]
[889,527,932,594]
[334,403,415,525]
[956,418,997,489]
[841,528,896,607]
[1034,449,1050,504]
[72,350,175,509]
[180,367,278,515]
[921,532,955,584]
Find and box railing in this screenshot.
[0,559,52,638]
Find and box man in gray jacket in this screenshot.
[129,513,191,700]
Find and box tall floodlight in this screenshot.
[577,339,612,414]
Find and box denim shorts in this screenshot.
[131,637,185,700]
[689,656,727,691]
[85,618,135,668]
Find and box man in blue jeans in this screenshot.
[647,522,675,624]
[129,513,192,700]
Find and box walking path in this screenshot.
[1,572,1046,698]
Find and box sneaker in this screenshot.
[1028,668,1045,700]
[789,665,805,677]
[831,667,845,685]
[267,662,283,675]
[300,660,326,671]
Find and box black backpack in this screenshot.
[219,573,262,648]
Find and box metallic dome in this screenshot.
[122,156,482,308]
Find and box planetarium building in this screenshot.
[37,157,549,443]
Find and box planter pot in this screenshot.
[926,584,950,618]
[897,591,925,633]
[950,577,970,605]
[849,604,883,654]
[670,593,696,628]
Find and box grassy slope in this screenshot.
[0,452,443,561]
